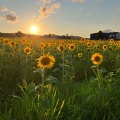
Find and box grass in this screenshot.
[1,75,120,120]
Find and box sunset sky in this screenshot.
[0,0,120,38]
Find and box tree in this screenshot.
[16,31,25,37]
[97,30,104,40]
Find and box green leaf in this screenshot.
[46,76,58,83]
[33,68,42,73]
[90,77,98,81]
[59,63,65,67]
[53,68,60,72]
[26,83,36,95]
[86,95,94,101]
[40,98,49,109]
[99,68,107,73]
[99,89,108,96]
[90,65,97,68]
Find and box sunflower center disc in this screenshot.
[95,56,100,62]
[41,57,50,65]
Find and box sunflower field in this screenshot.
[0,37,120,120]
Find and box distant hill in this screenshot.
[0,31,38,38]
[0,32,18,38]
[0,31,83,39]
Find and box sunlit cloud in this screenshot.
[42,0,54,5]
[0,13,18,23]
[29,16,40,22]
[86,14,91,17]
[39,2,61,19]
[72,0,85,3]
[102,29,113,33]
[0,6,9,11]
[80,8,84,11]
[93,0,101,2]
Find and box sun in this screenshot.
[30,25,38,34]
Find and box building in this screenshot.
[90,32,120,40]
[116,32,120,39]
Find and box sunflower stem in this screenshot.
[96,65,101,119]
[25,55,28,80]
[0,60,2,79]
[62,52,65,81]
[42,48,44,55]
[41,68,45,95]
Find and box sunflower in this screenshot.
[37,54,55,69]
[24,47,31,54]
[102,44,107,50]
[39,43,45,49]
[110,39,114,43]
[109,46,112,51]
[87,42,91,47]
[87,48,90,52]
[117,43,120,48]
[57,45,64,52]
[68,44,75,50]
[22,39,26,44]
[0,38,3,41]
[4,38,9,44]
[81,37,86,42]
[91,53,103,65]
[46,42,51,48]
[52,41,56,46]
[78,53,82,58]
[95,45,100,49]
[10,41,16,47]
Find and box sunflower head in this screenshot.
[91,53,103,65]
[87,48,91,52]
[4,38,9,44]
[87,42,91,47]
[117,43,120,48]
[95,45,100,49]
[37,54,55,69]
[81,37,86,42]
[39,43,45,49]
[10,41,16,47]
[68,44,75,50]
[24,47,31,55]
[46,42,51,47]
[102,44,107,50]
[57,45,64,52]
[110,39,114,43]
[52,41,56,46]
[109,46,112,51]
[78,53,82,58]
[22,39,26,43]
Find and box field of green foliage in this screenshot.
[0,37,120,120]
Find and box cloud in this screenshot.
[0,6,19,23]
[0,6,9,11]
[0,14,18,23]
[80,7,84,11]
[86,14,91,16]
[102,29,113,33]
[42,0,54,5]
[72,0,85,3]
[39,2,61,19]
[29,16,40,22]
[93,0,101,1]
